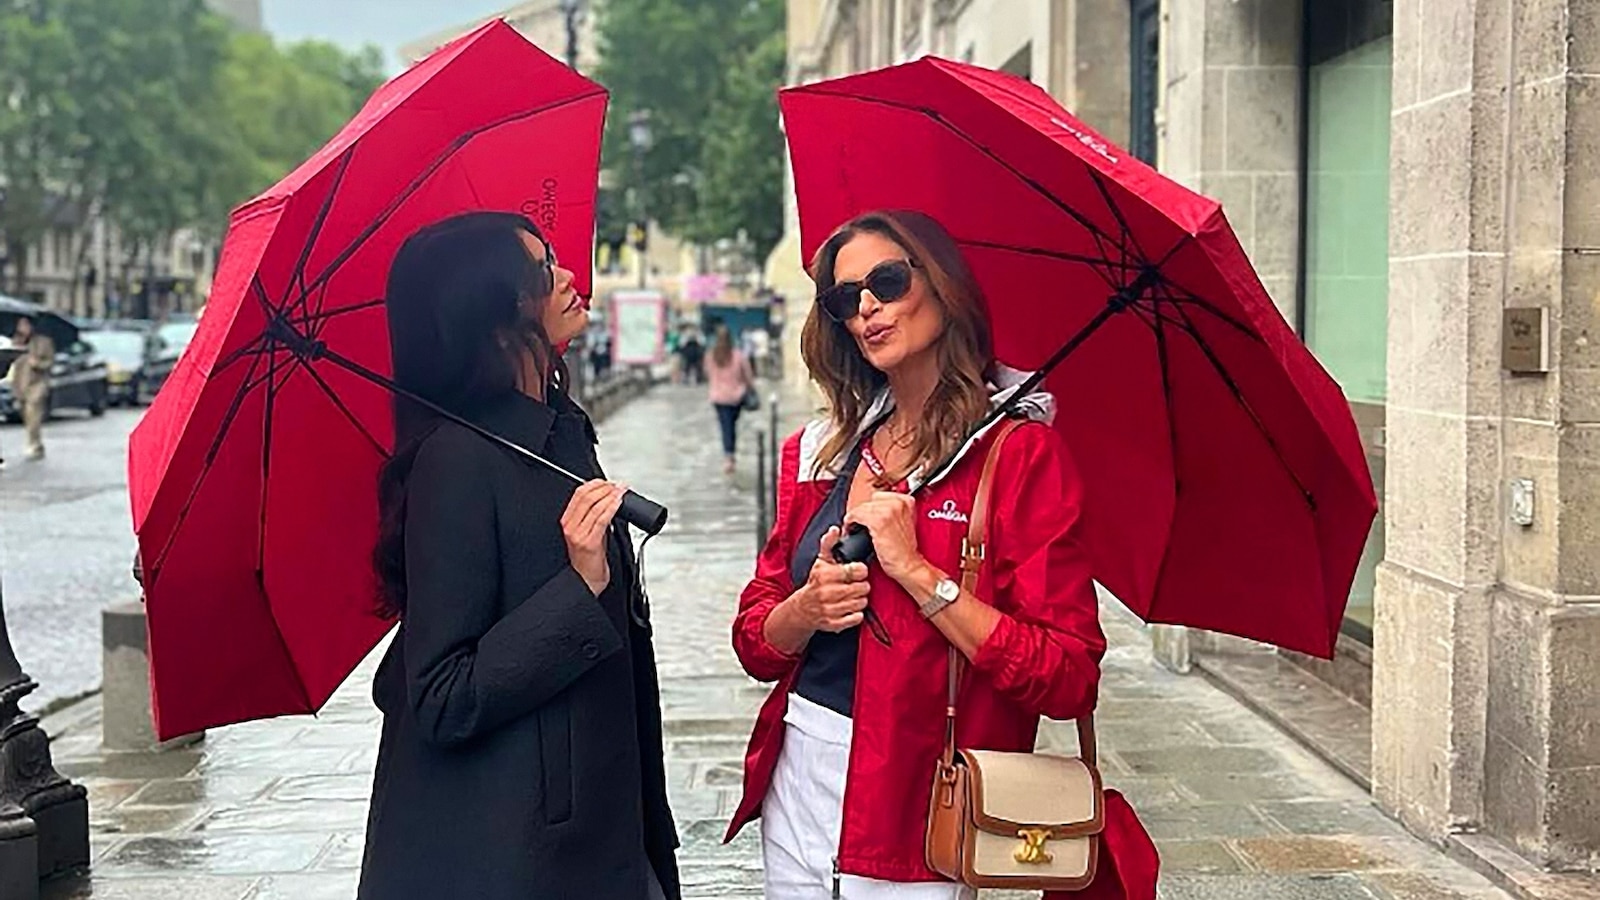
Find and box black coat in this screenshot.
[358,390,680,900]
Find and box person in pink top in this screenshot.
[706,323,755,475]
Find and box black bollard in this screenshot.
[0,574,89,886]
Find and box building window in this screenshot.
[1128,0,1160,165]
[1299,0,1393,639]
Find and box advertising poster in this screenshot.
[610,290,667,365]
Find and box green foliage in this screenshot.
[0,0,385,289]
[595,0,785,261]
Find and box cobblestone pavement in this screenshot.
[1,408,145,709]
[40,383,1513,899]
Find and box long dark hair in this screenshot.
[802,210,993,483]
[373,211,565,616]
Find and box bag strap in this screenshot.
[941,418,1098,771]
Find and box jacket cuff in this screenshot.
[743,600,802,676]
[970,613,1022,685]
[474,566,625,709]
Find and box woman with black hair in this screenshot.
[358,212,679,900]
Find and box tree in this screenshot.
[0,0,76,293]
[695,28,785,270]
[200,33,384,228]
[595,0,785,257]
[0,2,383,302]
[64,0,232,251]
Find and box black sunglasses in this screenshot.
[816,259,916,322]
[531,242,558,296]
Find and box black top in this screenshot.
[358,388,680,900]
[791,442,866,717]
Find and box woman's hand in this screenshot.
[843,491,927,585]
[561,480,626,596]
[763,527,871,653]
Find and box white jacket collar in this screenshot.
[797,364,1055,487]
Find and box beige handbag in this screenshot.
[925,419,1105,891]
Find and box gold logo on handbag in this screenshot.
[1014,828,1054,864]
[923,419,1106,892]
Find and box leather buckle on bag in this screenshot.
[1014,828,1054,865]
[959,537,984,574]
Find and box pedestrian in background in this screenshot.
[10,315,55,461]
[706,323,755,475]
[678,325,705,385]
[359,212,679,900]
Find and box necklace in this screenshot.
[860,424,911,492]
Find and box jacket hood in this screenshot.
[797,363,1055,488]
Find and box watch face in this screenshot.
[936,579,960,602]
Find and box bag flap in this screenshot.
[960,749,1105,839]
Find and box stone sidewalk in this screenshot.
[39,382,1513,899]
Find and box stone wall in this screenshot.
[1376,0,1600,870]
[1160,0,1302,318]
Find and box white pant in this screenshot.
[761,694,977,900]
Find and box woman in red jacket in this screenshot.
[727,210,1157,899]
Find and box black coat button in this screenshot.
[582,640,601,660]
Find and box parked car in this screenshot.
[82,326,153,406]
[0,296,109,421]
[141,318,200,401]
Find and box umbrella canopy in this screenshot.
[0,295,79,347]
[128,20,608,740]
[781,58,1376,658]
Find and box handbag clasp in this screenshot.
[1013,828,1054,865]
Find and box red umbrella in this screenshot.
[781,58,1376,659]
[128,21,619,740]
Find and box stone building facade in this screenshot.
[775,0,1600,884]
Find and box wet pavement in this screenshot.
[39,384,1513,899]
[1,408,145,709]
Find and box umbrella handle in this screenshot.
[832,523,876,565]
[619,489,669,536]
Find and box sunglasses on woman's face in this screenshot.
[816,259,916,322]
[532,244,558,295]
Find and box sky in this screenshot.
[264,0,515,69]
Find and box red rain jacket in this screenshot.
[727,415,1159,898]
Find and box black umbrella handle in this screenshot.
[619,489,669,536]
[831,523,876,565]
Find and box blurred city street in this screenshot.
[1,410,144,710]
[38,383,1516,900]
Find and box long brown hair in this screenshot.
[802,210,993,483]
[710,323,734,368]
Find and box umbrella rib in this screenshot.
[1150,294,1182,501]
[257,337,284,578]
[1164,296,1316,510]
[288,297,385,333]
[146,349,270,586]
[300,358,390,460]
[1087,168,1150,268]
[800,89,1129,252]
[285,147,357,324]
[955,239,1141,272]
[1151,280,1264,344]
[210,333,273,377]
[295,90,607,304]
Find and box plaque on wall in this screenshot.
[1502,307,1550,374]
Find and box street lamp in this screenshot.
[557,0,584,70]
[0,575,88,894]
[627,110,653,290]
